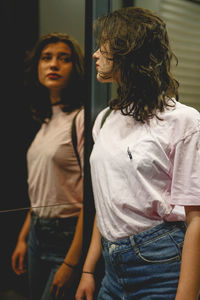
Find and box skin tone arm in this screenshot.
[11,210,31,275]
[75,214,102,300]
[50,207,84,299]
[175,206,200,300]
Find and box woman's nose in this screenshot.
[50,57,59,69]
[92,49,100,59]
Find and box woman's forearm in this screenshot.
[18,210,31,242]
[82,214,102,273]
[63,207,84,266]
[175,206,200,299]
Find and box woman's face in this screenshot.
[93,44,115,83]
[38,42,73,94]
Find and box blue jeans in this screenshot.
[28,213,78,300]
[98,221,186,300]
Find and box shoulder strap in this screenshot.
[71,109,82,170]
[100,108,112,129]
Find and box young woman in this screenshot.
[11,32,85,300]
[75,7,200,300]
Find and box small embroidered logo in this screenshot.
[127,147,133,160]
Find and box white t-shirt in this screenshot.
[27,106,84,218]
[90,100,200,241]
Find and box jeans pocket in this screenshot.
[169,226,185,253]
[135,232,181,264]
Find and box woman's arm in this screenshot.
[11,210,31,275]
[50,207,84,298]
[175,206,200,300]
[63,206,84,266]
[75,214,102,300]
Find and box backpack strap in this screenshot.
[100,108,112,129]
[71,109,82,170]
[72,107,110,169]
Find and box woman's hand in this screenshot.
[50,263,76,299]
[75,273,95,300]
[11,240,27,275]
[11,211,31,276]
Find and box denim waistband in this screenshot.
[101,221,186,250]
[31,211,78,228]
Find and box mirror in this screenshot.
[1,1,86,299]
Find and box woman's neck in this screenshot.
[50,91,61,105]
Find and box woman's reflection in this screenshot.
[11,32,85,300]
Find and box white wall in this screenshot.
[134,0,161,12]
[131,0,200,111]
[39,0,85,49]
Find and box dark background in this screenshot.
[1,0,39,296]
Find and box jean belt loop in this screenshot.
[32,212,39,226]
[129,235,135,248]
[56,219,59,228]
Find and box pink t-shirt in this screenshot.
[27,106,84,218]
[90,100,200,241]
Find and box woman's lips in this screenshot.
[47,73,61,79]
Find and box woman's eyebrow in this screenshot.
[59,52,71,57]
[41,51,71,56]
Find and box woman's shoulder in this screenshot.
[165,101,200,128]
[73,107,84,129]
[75,106,84,119]
[163,101,200,140]
[175,101,199,117]
[92,107,111,141]
[94,106,111,129]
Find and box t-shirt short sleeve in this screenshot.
[170,130,200,206]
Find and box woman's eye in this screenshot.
[100,48,106,54]
[99,49,113,61]
[41,56,51,61]
[60,56,71,62]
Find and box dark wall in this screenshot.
[2,0,39,209]
[1,0,39,295]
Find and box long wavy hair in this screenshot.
[24,32,85,123]
[94,7,179,122]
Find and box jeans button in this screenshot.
[109,244,118,254]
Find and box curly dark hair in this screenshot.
[24,32,85,123]
[94,7,179,122]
